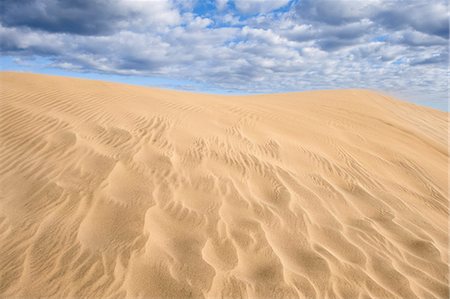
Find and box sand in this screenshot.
[0,72,448,299]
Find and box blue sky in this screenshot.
[0,0,448,110]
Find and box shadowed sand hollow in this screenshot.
[0,72,448,298]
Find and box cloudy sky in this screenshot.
[0,0,448,110]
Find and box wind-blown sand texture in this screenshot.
[0,72,448,299]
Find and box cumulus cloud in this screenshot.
[0,0,181,35]
[374,1,449,38]
[0,0,447,107]
[295,0,449,38]
[216,0,228,11]
[233,0,290,14]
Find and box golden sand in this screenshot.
[0,72,448,298]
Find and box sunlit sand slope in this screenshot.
[0,72,448,299]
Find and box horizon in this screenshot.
[0,70,448,112]
[0,0,448,111]
[1,69,447,112]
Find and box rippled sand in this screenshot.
[0,72,448,299]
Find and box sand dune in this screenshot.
[0,72,448,299]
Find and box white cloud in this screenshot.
[233,0,290,14]
[117,0,182,28]
[216,0,228,11]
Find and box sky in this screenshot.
[0,0,448,110]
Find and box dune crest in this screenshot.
[0,72,448,299]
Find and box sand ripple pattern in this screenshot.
[0,72,448,299]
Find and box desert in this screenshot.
[0,72,448,298]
